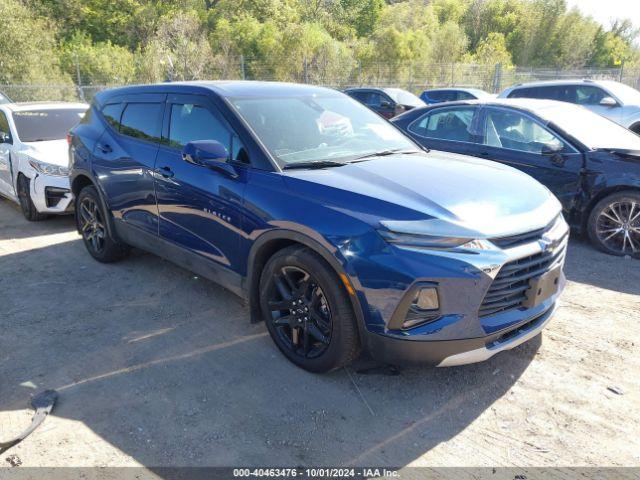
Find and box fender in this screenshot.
[244,228,367,340]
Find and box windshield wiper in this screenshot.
[350,149,422,162]
[283,160,346,170]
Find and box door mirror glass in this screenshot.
[380,100,393,108]
[182,140,229,167]
[541,142,564,155]
[599,96,618,107]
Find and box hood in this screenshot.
[20,140,69,167]
[283,151,560,238]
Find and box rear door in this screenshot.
[154,94,249,276]
[92,94,165,235]
[405,105,481,156]
[477,106,584,213]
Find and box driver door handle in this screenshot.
[156,166,174,178]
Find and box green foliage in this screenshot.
[4,0,640,92]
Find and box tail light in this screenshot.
[66,133,72,145]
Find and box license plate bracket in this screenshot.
[523,266,562,309]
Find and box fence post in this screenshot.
[303,57,309,84]
[619,61,625,83]
[74,52,86,103]
[492,63,503,93]
[240,55,246,80]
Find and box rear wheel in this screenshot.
[17,174,47,221]
[76,185,129,263]
[587,191,640,258]
[259,246,360,373]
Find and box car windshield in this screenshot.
[12,108,86,142]
[229,93,419,166]
[542,103,640,150]
[384,88,425,107]
[601,81,640,105]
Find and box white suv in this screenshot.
[0,102,88,220]
[499,79,640,134]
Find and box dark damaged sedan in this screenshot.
[393,98,640,257]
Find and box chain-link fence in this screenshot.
[2,61,640,103]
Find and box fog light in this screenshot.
[412,287,439,311]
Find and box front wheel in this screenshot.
[259,246,360,373]
[76,185,129,263]
[17,174,47,221]
[587,191,640,258]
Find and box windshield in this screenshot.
[384,88,425,107]
[229,93,419,166]
[12,108,86,142]
[601,81,640,105]
[543,103,640,150]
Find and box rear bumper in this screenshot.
[363,300,558,367]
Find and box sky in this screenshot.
[564,0,640,30]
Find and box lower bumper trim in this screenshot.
[436,303,557,367]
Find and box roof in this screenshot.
[422,87,490,95]
[393,97,586,123]
[2,101,88,112]
[506,78,612,89]
[94,81,340,105]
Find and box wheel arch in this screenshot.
[71,173,117,237]
[245,230,366,339]
[629,121,640,135]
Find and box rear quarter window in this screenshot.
[119,103,163,142]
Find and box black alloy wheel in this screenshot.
[267,265,333,359]
[78,196,106,255]
[259,246,360,372]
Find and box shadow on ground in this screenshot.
[1,199,609,470]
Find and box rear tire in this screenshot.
[17,174,47,221]
[76,185,129,263]
[587,190,640,258]
[259,246,360,373]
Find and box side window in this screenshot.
[409,106,477,142]
[364,92,383,107]
[0,111,10,138]
[101,103,123,130]
[120,103,162,142]
[483,109,566,154]
[168,103,230,150]
[457,91,476,100]
[349,91,367,102]
[572,86,608,105]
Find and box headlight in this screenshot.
[378,219,493,251]
[28,160,69,177]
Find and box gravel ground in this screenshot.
[0,197,638,472]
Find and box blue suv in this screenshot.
[69,81,568,373]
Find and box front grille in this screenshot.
[490,216,559,249]
[479,242,566,317]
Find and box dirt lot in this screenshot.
[0,196,639,472]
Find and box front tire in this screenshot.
[76,185,129,263]
[587,190,640,258]
[17,174,47,221]
[259,246,360,373]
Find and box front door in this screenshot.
[154,95,248,275]
[477,106,584,215]
[0,110,14,197]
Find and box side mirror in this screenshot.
[380,100,393,109]
[599,96,618,107]
[0,131,11,144]
[541,143,563,155]
[182,140,238,178]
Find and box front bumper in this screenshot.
[349,216,568,366]
[362,301,557,366]
[29,173,73,214]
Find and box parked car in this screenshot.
[69,81,567,372]
[0,102,88,220]
[499,79,640,134]
[420,87,493,104]
[344,87,425,118]
[392,98,640,257]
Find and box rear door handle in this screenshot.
[96,143,112,154]
[157,166,174,178]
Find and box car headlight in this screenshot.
[28,160,69,177]
[378,219,491,251]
